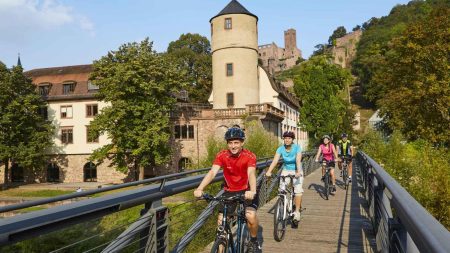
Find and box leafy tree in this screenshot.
[328,26,347,46]
[352,25,361,31]
[311,43,330,57]
[375,7,450,145]
[0,63,54,189]
[352,0,447,103]
[88,39,187,178]
[280,56,353,144]
[167,33,212,103]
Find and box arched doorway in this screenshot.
[11,163,24,182]
[83,162,97,182]
[178,158,192,172]
[47,163,60,182]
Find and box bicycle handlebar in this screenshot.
[201,193,246,203]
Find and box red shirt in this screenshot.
[213,149,257,192]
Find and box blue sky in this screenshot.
[0,0,411,70]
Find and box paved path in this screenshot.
[257,163,377,252]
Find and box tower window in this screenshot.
[227,93,234,107]
[226,63,233,76]
[225,18,232,29]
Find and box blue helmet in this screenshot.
[341,133,348,138]
[224,127,245,141]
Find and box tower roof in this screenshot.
[210,0,258,22]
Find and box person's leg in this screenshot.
[245,209,258,238]
[217,213,223,226]
[330,168,336,185]
[293,176,303,213]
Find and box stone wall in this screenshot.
[332,30,362,68]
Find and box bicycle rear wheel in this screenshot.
[273,197,287,241]
[211,237,230,253]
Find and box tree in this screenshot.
[280,56,353,143]
[0,63,54,189]
[167,33,212,103]
[352,0,448,103]
[352,25,361,31]
[88,39,187,178]
[328,26,347,46]
[311,43,330,57]
[376,7,450,145]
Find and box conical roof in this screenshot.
[210,0,258,22]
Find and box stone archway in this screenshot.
[83,162,97,182]
[11,163,24,182]
[178,157,192,172]
[47,163,60,182]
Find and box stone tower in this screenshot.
[284,28,297,58]
[210,0,259,109]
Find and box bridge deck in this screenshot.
[258,164,377,252]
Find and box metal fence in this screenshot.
[356,151,450,253]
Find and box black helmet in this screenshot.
[341,133,348,138]
[225,127,245,141]
[322,135,331,140]
[282,131,295,139]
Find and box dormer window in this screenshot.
[38,83,51,96]
[87,81,99,91]
[225,18,232,29]
[63,82,76,95]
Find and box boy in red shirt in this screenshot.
[194,126,260,252]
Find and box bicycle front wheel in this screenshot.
[211,238,230,253]
[274,197,287,241]
[343,167,348,189]
[324,173,330,200]
[239,223,250,253]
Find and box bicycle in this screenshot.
[273,175,301,242]
[202,193,250,253]
[340,156,351,189]
[320,160,335,200]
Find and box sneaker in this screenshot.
[293,211,301,222]
[321,176,325,182]
[332,186,336,192]
[340,171,343,177]
[348,177,352,183]
[247,240,261,253]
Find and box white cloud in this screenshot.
[0,0,95,44]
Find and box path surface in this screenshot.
[258,163,377,252]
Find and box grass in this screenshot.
[0,189,73,198]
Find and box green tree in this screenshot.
[328,26,347,46]
[280,56,353,144]
[352,0,448,103]
[375,7,450,145]
[88,39,187,178]
[167,33,212,103]
[0,63,54,189]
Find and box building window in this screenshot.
[86,104,98,117]
[227,93,234,107]
[87,81,99,91]
[226,63,233,76]
[86,126,99,143]
[225,18,232,29]
[174,125,194,139]
[38,84,51,96]
[60,105,73,119]
[38,106,48,120]
[61,127,73,144]
[63,82,75,95]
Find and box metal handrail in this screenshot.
[0,167,213,213]
[357,151,450,253]
[0,158,271,246]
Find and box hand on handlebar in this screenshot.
[194,189,203,198]
[295,171,303,178]
[265,171,272,177]
[244,191,256,200]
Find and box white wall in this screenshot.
[48,100,110,154]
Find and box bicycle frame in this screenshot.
[278,175,296,220]
[216,198,246,253]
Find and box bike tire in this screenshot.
[343,167,348,189]
[273,198,287,242]
[211,238,230,253]
[324,173,329,200]
[239,223,250,253]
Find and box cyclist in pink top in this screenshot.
[315,135,339,192]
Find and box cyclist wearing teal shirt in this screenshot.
[266,131,303,222]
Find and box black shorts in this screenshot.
[217,190,258,215]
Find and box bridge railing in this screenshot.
[0,151,318,252]
[356,151,450,253]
